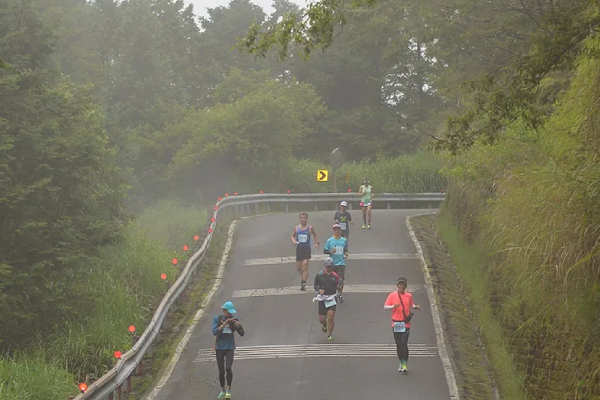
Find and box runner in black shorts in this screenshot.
[334,201,353,242]
[313,258,340,341]
[291,213,319,291]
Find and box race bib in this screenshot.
[325,298,337,308]
[334,246,344,255]
[339,222,347,230]
[393,321,406,333]
[298,234,308,243]
[222,325,232,334]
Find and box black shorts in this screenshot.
[318,300,337,315]
[341,230,350,239]
[296,245,311,261]
[333,265,346,280]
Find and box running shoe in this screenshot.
[225,390,232,399]
[321,324,327,333]
[218,390,227,399]
[327,335,334,342]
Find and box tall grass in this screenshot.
[133,199,209,252]
[275,150,447,193]
[441,36,600,399]
[1,200,208,398]
[0,353,77,400]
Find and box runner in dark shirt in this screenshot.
[334,201,353,243]
[313,258,340,341]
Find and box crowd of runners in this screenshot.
[211,179,422,398]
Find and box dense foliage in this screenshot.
[2,0,599,397]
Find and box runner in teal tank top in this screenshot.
[358,178,374,229]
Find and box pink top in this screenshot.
[384,291,414,328]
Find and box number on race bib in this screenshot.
[298,234,308,243]
[393,321,406,333]
[334,246,344,254]
[339,222,347,230]
[325,299,337,308]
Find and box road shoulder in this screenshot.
[409,214,500,400]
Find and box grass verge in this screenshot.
[122,215,235,399]
[410,213,526,400]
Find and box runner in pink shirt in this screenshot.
[384,277,421,373]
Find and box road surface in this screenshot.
[152,210,455,400]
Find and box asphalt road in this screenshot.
[152,210,454,400]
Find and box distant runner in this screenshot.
[212,301,245,399]
[323,224,348,303]
[313,258,340,341]
[333,201,353,241]
[291,212,320,291]
[358,178,373,229]
[383,277,421,374]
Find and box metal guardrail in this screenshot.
[72,192,445,400]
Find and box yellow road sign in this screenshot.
[317,169,329,182]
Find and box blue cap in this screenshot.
[222,301,237,314]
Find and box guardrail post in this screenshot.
[285,204,288,213]
[387,202,391,209]
[254,203,259,214]
[314,203,318,211]
[124,375,132,394]
[267,203,271,212]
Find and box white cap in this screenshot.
[340,201,348,206]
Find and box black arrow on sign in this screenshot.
[319,171,327,181]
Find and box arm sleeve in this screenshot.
[344,240,349,253]
[384,305,394,310]
[314,274,321,292]
[334,211,340,222]
[212,316,221,336]
[235,319,245,337]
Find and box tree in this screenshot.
[167,70,326,198]
[0,0,127,349]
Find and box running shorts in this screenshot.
[296,245,312,261]
[318,300,337,315]
[360,202,372,207]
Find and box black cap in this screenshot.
[396,277,408,285]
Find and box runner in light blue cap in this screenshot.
[222,301,237,314]
[213,300,244,398]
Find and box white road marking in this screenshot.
[232,283,424,298]
[244,253,418,265]
[194,343,438,362]
[406,213,460,399]
[145,221,238,400]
